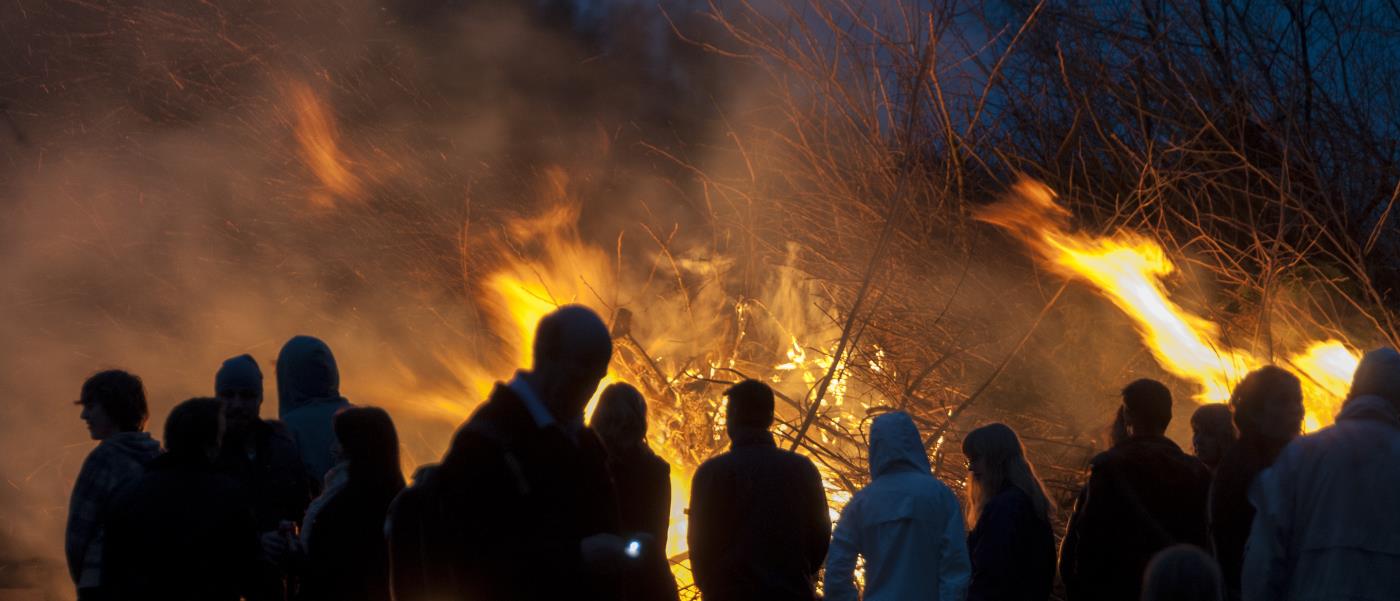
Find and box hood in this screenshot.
[1348,347,1400,406]
[868,411,931,478]
[102,431,162,464]
[1337,394,1400,425]
[276,335,341,418]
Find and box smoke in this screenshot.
[0,1,1290,594]
[0,0,742,591]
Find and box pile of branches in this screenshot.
[633,0,1400,578]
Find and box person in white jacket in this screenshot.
[1242,347,1400,601]
[824,411,971,600]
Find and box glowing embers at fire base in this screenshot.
[977,180,1359,431]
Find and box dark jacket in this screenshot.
[218,419,315,533]
[103,452,260,601]
[1209,437,1288,601]
[298,473,404,601]
[390,383,622,601]
[688,428,830,601]
[609,446,680,601]
[967,487,1055,601]
[1061,435,1211,601]
[218,419,314,601]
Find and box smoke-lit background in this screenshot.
[3,1,1398,598]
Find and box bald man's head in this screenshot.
[530,305,613,422]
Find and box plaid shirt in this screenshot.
[65,431,161,588]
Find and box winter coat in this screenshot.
[297,465,404,601]
[102,452,260,601]
[688,427,831,601]
[217,419,315,601]
[1242,394,1400,601]
[968,487,1055,601]
[391,381,622,601]
[217,419,314,533]
[65,431,161,589]
[825,412,970,601]
[1060,434,1211,601]
[609,446,680,601]
[277,336,352,485]
[1209,435,1290,601]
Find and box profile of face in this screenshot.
[966,454,988,484]
[218,387,263,433]
[79,401,116,441]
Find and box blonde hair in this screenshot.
[961,423,1053,528]
[590,383,648,454]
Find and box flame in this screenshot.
[287,81,363,206]
[978,179,1360,430]
[372,168,878,593]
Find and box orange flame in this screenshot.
[978,179,1359,430]
[288,81,363,207]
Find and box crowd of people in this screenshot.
[63,304,1400,600]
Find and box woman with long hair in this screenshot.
[590,383,679,601]
[962,423,1056,601]
[291,406,406,601]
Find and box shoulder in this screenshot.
[1087,448,1116,470]
[779,447,821,472]
[641,450,671,478]
[693,451,737,481]
[987,486,1032,514]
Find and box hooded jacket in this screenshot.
[825,412,971,601]
[65,431,162,589]
[277,336,351,485]
[1242,348,1400,601]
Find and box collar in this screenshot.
[507,371,555,429]
[729,427,776,449]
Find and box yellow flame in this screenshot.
[978,180,1360,430]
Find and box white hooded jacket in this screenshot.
[825,411,971,601]
[1242,348,1400,601]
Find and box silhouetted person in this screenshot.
[590,383,680,601]
[1060,379,1211,601]
[1190,404,1236,471]
[962,423,1055,601]
[278,335,352,487]
[689,379,830,601]
[103,398,259,601]
[1207,366,1302,601]
[395,305,627,601]
[65,370,161,601]
[825,412,969,601]
[269,406,406,601]
[1141,545,1224,601]
[1242,348,1400,600]
[1059,406,1128,590]
[215,354,315,601]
